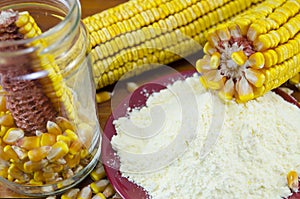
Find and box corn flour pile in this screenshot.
[111,74,300,199]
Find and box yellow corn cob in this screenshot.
[16,11,76,120]
[83,0,266,90]
[196,0,300,102]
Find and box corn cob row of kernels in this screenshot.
[84,0,266,90]
[196,0,300,102]
[16,11,76,120]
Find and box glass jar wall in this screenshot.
[0,0,101,196]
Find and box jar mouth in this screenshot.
[0,0,81,55]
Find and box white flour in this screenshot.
[111,75,300,199]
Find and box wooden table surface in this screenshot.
[1,0,300,198]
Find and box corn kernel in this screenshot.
[3,128,24,144]
[92,193,106,199]
[24,159,48,173]
[28,146,52,162]
[29,179,43,185]
[287,170,299,192]
[65,153,80,168]
[64,129,78,141]
[8,164,30,182]
[12,145,27,160]
[3,145,19,162]
[40,133,56,146]
[90,165,106,181]
[103,184,115,198]
[77,186,92,199]
[96,91,111,103]
[47,141,69,161]
[61,188,80,199]
[57,135,72,147]
[90,179,110,193]
[43,163,64,173]
[0,164,8,178]
[33,170,44,182]
[210,52,221,69]
[55,116,75,132]
[0,114,15,127]
[69,139,83,155]
[47,121,63,135]
[231,50,248,66]
[17,136,40,150]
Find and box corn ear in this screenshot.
[83,0,266,89]
[196,0,300,102]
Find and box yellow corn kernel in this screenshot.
[0,114,14,127]
[29,179,43,185]
[3,145,19,162]
[47,121,63,135]
[69,139,83,155]
[248,52,265,69]
[57,135,72,147]
[287,170,299,192]
[210,52,221,69]
[61,188,80,199]
[77,186,93,199]
[17,136,40,150]
[203,42,216,55]
[43,172,58,183]
[90,179,110,193]
[64,129,78,141]
[96,91,112,103]
[28,146,52,162]
[40,133,56,146]
[103,184,115,198]
[80,149,89,159]
[65,153,80,168]
[43,163,64,173]
[90,164,106,181]
[92,193,106,199]
[236,76,254,102]
[24,159,48,173]
[33,170,44,182]
[231,50,248,66]
[12,146,28,160]
[0,146,10,161]
[0,164,8,178]
[55,117,75,132]
[47,141,69,161]
[216,25,231,41]
[3,128,24,144]
[0,96,7,112]
[0,125,8,137]
[244,68,266,87]
[8,164,30,182]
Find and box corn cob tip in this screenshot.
[197,10,300,103]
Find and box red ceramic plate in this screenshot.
[101,69,300,199]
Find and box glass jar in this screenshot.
[0,0,101,196]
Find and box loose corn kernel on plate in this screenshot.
[101,69,300,199]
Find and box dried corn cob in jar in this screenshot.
[0,0,101,197]
[83,0,266,90]
[196,0,300,102]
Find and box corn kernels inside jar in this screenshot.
[0,0,101,196]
